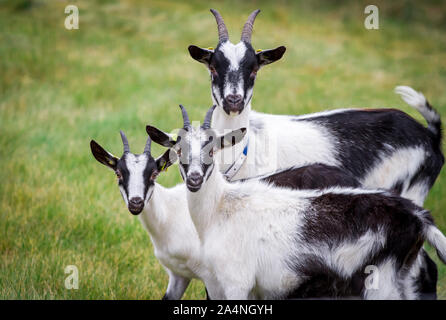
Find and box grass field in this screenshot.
[1,0,446,299]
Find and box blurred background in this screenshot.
[0,0,445,299]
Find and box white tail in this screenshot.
[395,85,442,138]
[425,225,446,264]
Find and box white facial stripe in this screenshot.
[224,73,244,97]
[220,42,247,99]
[145,186,155,205]
[245,87,253,104]
[189,129,204,175]
[126,154,149,199]
[119,185,128,205]
[212,83,223,106]
[219,42,247,71]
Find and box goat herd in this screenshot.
[90,9,446,299]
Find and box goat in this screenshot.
[90,132,200,300]
[90,131,375,299]
[183,9,443,208]
[156,104,446,300]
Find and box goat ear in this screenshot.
[90,140,118,170]
[188,45,213,65]
[146,125,176,148]
[155,149,177,173]
[256,46,286,67]
[217,128,247,150]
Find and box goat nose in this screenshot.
[186,173,203,191]
[128,197,144,215]
[226,94,243,105]
[188,173,203,185]
[130,197,143,206]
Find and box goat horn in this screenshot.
[201,105,216,130]
[210,9,229,43]
[143,135,151,154]
[120,130,130,154]
[240,9,260,43]
[179,104,191,129]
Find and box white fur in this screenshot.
[214,107,341,180]
[125,154,149,200]
[135,182,202,299]
[329,230,386,277]
[219,41,248,71]
[360,146,428,206]
[363,258,402,300]
[425,225,446,263]
[395,86,439,124]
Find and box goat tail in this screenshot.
[418,209,446,264]
[395,86,442,148]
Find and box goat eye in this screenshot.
[150,171,159,180]
[250,70,257,78]
[177,149,182,157]
[116,170,122,180]
[209,66,218,77]
[209,149,213,157]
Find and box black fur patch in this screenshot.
[293,109,444,188]
[414,250,438,300]
[259,164,360,189]
[287,192,427,298]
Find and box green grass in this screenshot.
[0,0,445,299]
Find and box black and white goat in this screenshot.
[90,131,371,299]
[184,9,443,207]
[90,132,201,300]
[154,105,446,300]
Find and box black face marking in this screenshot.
[116,154,130,199]
[142,155,157,200]
[90,136,174,216]
[200,137,215,182]
[115,153,158,207]
[178,131,215,184]
[205,42,285,115]
[189,10,286,115]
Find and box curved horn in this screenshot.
[143,135,151,154]
[210,9,229,43]
[201,105,216,130]
[241,9,260,43]
[179,104,191,129]
[120,130,130,154]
